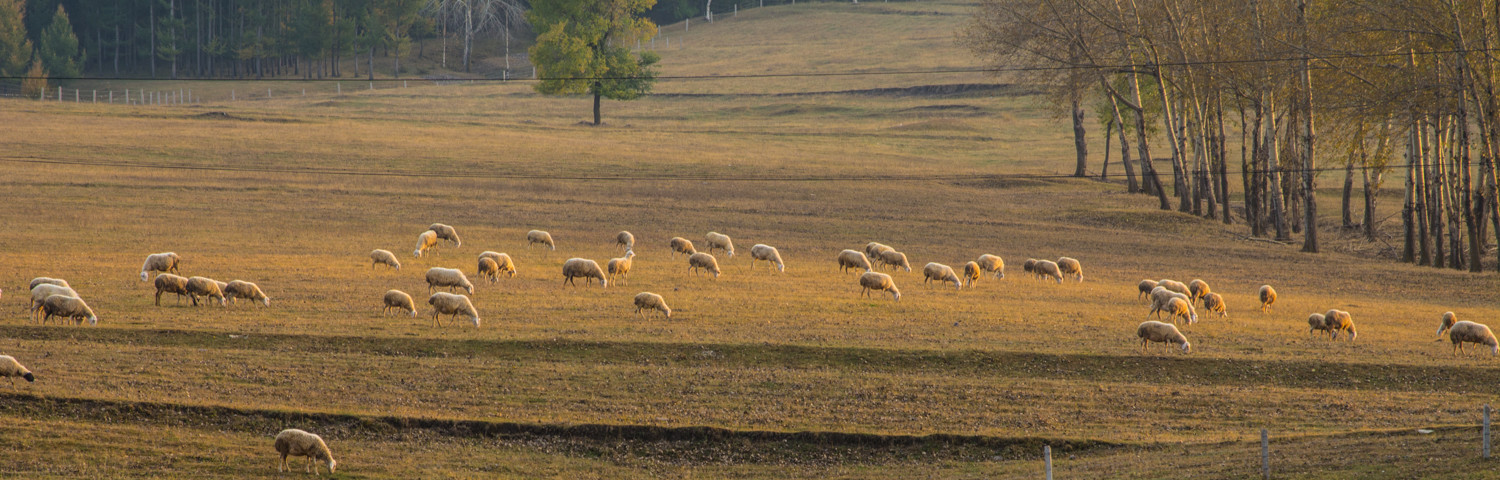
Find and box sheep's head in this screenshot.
[139,271,149,281]
[22,372,34,382]
[87,314,98,326]
[775,261,785,273]
[327,459,337,474]
[261,297,271,307]
[891,288,902,302]
[663,307,672,318]
[600,277,609,288]
[413,249,423,257]
[1179,341,1192,354]
[463,285,474,295]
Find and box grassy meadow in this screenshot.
[1,1,1498,478]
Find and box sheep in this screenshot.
[688,252,722,279]
[1033,260,1064,284]
[224,280,270,307]
[1147,286,1190,309]
[1438,312,1497,356]
[704,232,736,257]
[413,230,440,257]
[428,223,462,247]
[1324,309,1355,341]
[184,276,227,307]
[382,289,418,317]
[370,249,401,270]
[561,258,608,287]
[749,244,785,272]
[975,254,1005,279]
[1057,257,1084,282]
[1200,292,1226,318]
[1022,258,1038,278]
[427,292,481,327]
[633,292,671,319]
[1149,297,1197,325]
[479,251,517,278]
[669,237,697,257]
[29,277,68,290]
[1259,285,1277,313]
[153,273,191,306]
[961,261,981,288]
[0,355,35,386]
[273,428,337,475]
[139,252,181,281]
[1137,321,1192,354]
[29,284,78,321]
[41,295,97,325]
[607,250,636,283]
[837,249,873,273]
[858,271,901,301]
[1137,279,1159,300]
[527,230,556,251]
[1188,279,1211,302]
[922,262,962,290]
[1307,313,1330,337]
[876,250,912,272]
[425,267,475,295]
[1156,279,1190,296]
[864,242,894,261]
[616,231,635,250]
[478,257,501,283]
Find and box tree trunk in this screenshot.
[150,0,157,78]
[1129,72,1170,210]
[1106,85,1138,193]
[593,87,602,125]
[1072,96,1088,177]
[1101,118,1112,180]
[1298,0,1317,253]
[1342,161,1355,228]
[1402,126,1417,262]
[1267,96,1290,241]
[464,1,472,72]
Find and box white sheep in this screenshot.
[1022,259,1038,279]
[1188,279,1211,302]
[1437,312,1497,356]
[29,284,78,321]
[864,242,894,261]
[749,244,785,272]
[425,267,475,295]
[224,280,271,307]
[1137,321,1191,354]
[1307,313,1330,337]
[41,295,97,325]
[961,261,981,288]
[428,223,462,247]
[186,276,227,307]
[370,249,401,270]
[876,250,911,272]
[139,252,181,281]
[608,250,636,283]
[273,428,337,475]
[28,277,68,290]
[383,289,418,317]
[688,252,722,279]
[479,251,517,278]
[1324,309,1355,341]
[1200,292,1226,318]
[527,230,556,250]
[669,237,697,257]
[633,292,671,319]
[1137,279,1159,300]
[428,292,481,327]
[616,231,635,250]
[478,257,501,283]
[922,262,962,290]
[1156,279,1190,296]
[1147,287,1197,324]
[704,232,736,257]
[837,249,872,273]
[413,230,440,257]
[153,273,191,306]
[975,254,1005,279]
[0,355,35,386]
[1056,257,1083,282]
[1034,260,1064,284]
[561,258,608,287]
[858,271,901,301]
[1259,285,1277,313]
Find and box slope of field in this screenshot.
[2,1,1498,478]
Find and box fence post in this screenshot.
[109,90,113,103]
[267,88,272,99]
[369,82,374,90]
[734,4,738,16]
[1044,445,1053,480]
[57,86,61,101]
[303,89,306,96]
[1485,404,1492,459]
[188,89,192,103]
[1261,429,1270,479]
[404,81,408,88]
[232,89,235,101]
[686,18,689,32]
[92,90,96,102]
[337,83,341,94]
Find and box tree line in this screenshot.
[961,0,1500,272]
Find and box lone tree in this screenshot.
[528,0,660,125]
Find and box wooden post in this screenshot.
[337,83,341,94]
[1485,404,1492,459]
[92,90,96,102]
[302,89,306,96]
[369,82,374,90]
[1044,445,1053,480]
[404,81,408,88]
[686,18,689,32]
[109,90,113,103]
[734,4,737,16]
[1261,429,1270,479]
[188,89,192,103]
[57,86,62,101]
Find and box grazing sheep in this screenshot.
[1022,259,1039,278]
[414,230,440,257]
[427,292,481,327]
[425,267,475,295]
[1033,260,1064,284]
[876,250,912,272]
[29,284,78,321]
[1324,309,1355,341]
[616,231,635,250]
[704,232,736,257]
[428,223,462,247]
[607,250,636,283]
[479,252,517,278]
[477,257,501,283]
[1156,279,1190,296]
[961,261,982,288]
[1137,280,1159,300]
[858,271,901,301]
[975,254,1005,279]
[29,277,68,290]
[633,292,671,319]
[1200,292,1226,318]
[1188,279,1211,302]
[864,242,895,261]
[369,249,401,270]
[1149,297,1197,325]
[669,237,697,257]
[837,249,873,273]
[688,252,722,279]
[185,277,227,307]
[527,230,556,250]
[748,244,785,272]
[1438,312,1498,356]
[1057,257,1084,282]
[153,273,191,306]
[561,258,608,287]
[139,252,181,281]
[41,295,97,325]
[273,429,337,475]
[222,280,270,307]
[0,355,35,386]
[922,262,962,290]
[382,290,418,317]
[1148,286,1190,309]
[1137,321,1191,354]
[1306,313,1330,337]
[1259,285,1277,312]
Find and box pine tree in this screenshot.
[36,5,79,79]
[0,0,29,79]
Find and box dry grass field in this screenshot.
[2,1,1499,478]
